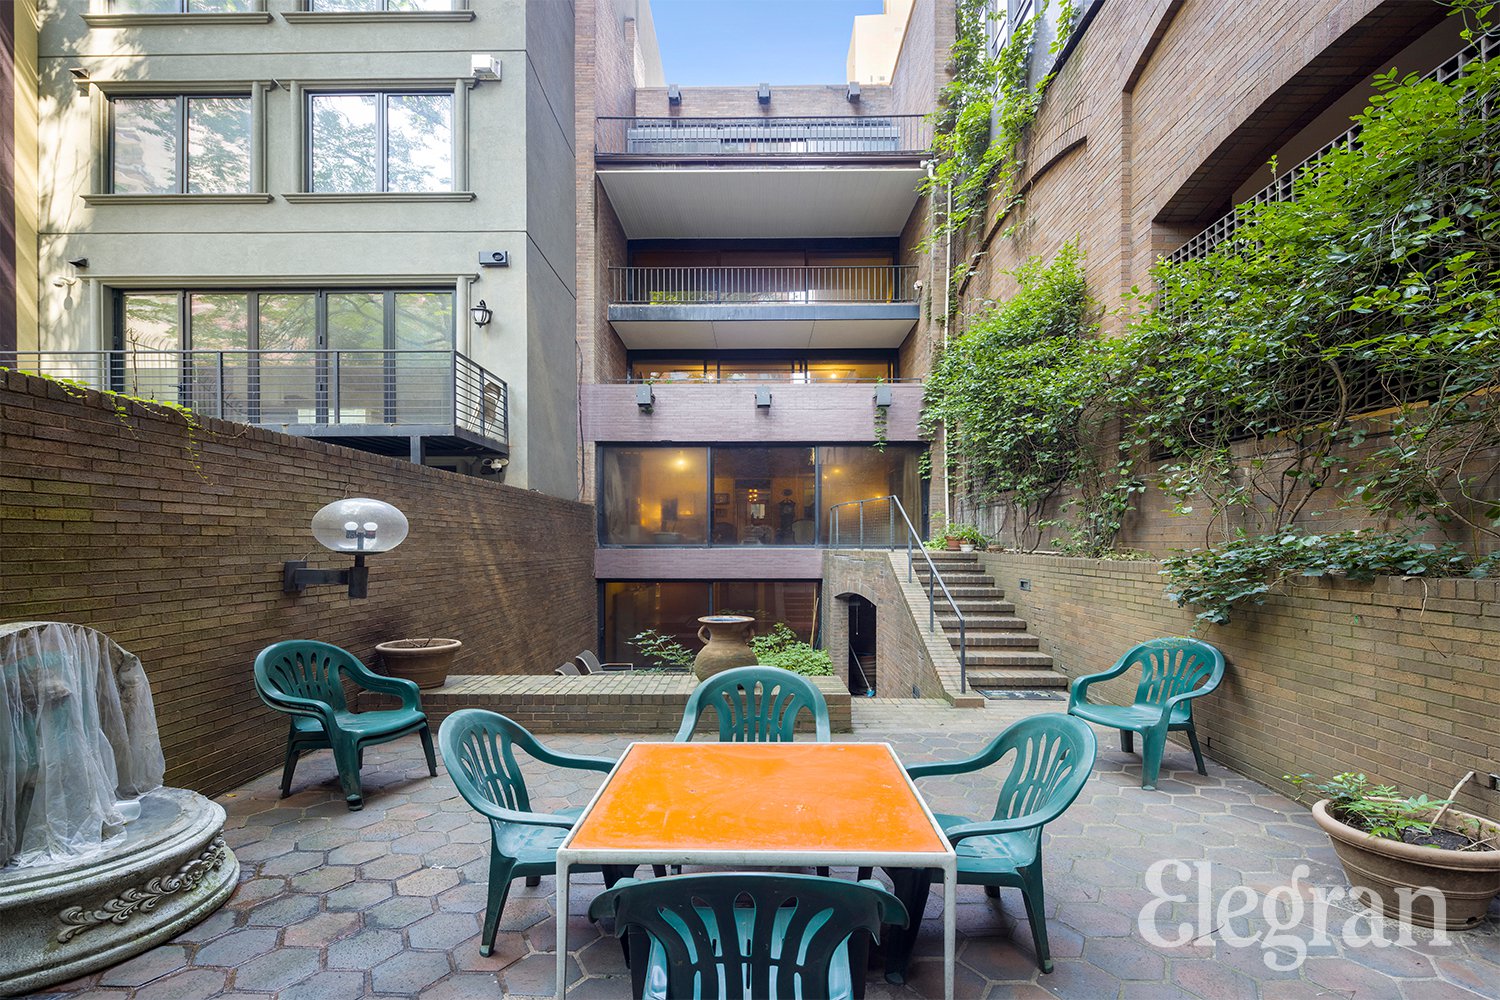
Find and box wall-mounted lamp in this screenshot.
[758,83,771,105]
[667,83,681,105]
[283,498,409,600]
[636,385,655,410]
[755,386,773,408]
[470,300,493,327]
[846,81,861,103]
[471,54,503,81]
[873,384,893,408]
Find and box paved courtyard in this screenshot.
[35,700,1500,1000]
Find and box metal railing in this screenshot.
[1169,32,1498,263]
[597,115,932,157]
[609,265,919,306]
[3,349,508,447]
[828,494,967,693]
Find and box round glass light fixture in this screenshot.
[310,498,409,554]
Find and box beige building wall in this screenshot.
[3,0,38,352]
[847,0,915,86]
[33,0,578,498]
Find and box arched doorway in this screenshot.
[847,595,877,696]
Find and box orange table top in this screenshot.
[567,742,950,855]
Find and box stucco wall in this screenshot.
[0,369,597,796]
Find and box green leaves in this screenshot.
[748,624,833,677]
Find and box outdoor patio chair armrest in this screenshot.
[905,728,1016,780]
[347,665,424,710]
[1067,655,1135,709]
[942,815,1048,844]
[528,745,618,774]
[259,689,339,730]
[857,880,910,928]
[599,662,635,671]
[470,801,579,829]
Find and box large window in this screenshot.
[598,445,925,546]
[601,581,819,667]
[109,1,256,11]
[308,91,452,193]
[309,0,451,9]
[111,95,251,194]
[115,289,452,423]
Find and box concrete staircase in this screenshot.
[916,551,1069,691]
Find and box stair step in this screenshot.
[966,669,1070,690]
[958,632,1041,648]
[938,615,1029,630]
[966,650,1055,668]
[925,552,980,563]
[944,586,1005,598]
[946,600,1016,615]
[914,573,994,587]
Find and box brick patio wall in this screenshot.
[0,370,597,796]
[822,550,949,700]
[978,552,1500,821]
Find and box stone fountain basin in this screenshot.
[0,787,238,996]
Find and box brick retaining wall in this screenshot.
[979,552,1500,820]
[0,370,596,796]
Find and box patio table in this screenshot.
[555,741,957,999]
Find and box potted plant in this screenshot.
[375,637,463,689]
[929,512,961,550]
[1288,771,1500,929]
[955,525,988,553]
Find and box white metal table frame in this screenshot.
[553,741,957,1000]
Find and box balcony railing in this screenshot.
[1168,32,1497,263]
[3,349,508,447]
[596,115,932,158]
[609,265,919,305]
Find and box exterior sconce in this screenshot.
[283,498,409,600]
[470,300,493,327]
[668,83,681,105]
[636,385,655,411]
[873,384,893,407]
[846,82,861,103]
[755,386,772,408]
[758,83,771,105]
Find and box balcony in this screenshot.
[607,266,920,350]
[7,350,508,460]
[594,116,930,240]
[595,115,931,162]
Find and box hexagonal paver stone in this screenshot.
[390,832,450,855]
[282,909,362,948]
[407,912,482,951]
[96,944,190,986]
[501,953,581,997]
[327,840,389,866]
[326,879,394,911]
[418,973,503,1000]
[397,867,462,898]
[256,851,325,876]
[370,949,452,994]
[360,853,425,880]
[231,947,322,993]
[1084,937,1168,981]
[245,892,321,927]
[133,967,228,1000]
[326,927,405,970]
[192,927,280,967]
[278,969,366,1000]
[365,894,437,929]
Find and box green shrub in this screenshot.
[749,624,833,677]
[628,629,694,670]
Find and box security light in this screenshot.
[668,84,681,105]
[758,83,771,105]
[847,82,861,102]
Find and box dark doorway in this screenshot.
[847,596,877,696]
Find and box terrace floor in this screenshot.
[36,700,1500,1000]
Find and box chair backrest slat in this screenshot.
[1129,638,1224,708]
[987,716,1097,842]
[439,710,542,817]
[675,666,831,743]
[255,640,353,713]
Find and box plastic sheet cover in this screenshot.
[0,622,165,869]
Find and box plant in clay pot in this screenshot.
[1287,771,1500,930]
[375,637,463,690]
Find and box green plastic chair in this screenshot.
[1067,637,1226,790]
[674,665,831,743]
[588,872,907,1000]
[254,640,436,811]
[878,714,1096,979]
[439,709,637,957]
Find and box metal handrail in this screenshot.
[848,649,875,697]
[3,349,509,447]
[609,265,919,305]
[827,494,967,693]
[597,114,932,157]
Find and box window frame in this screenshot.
[84,0,272,24]
[305,89,454,194]
[107,93,254,196]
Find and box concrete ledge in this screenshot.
[375,673,853,735]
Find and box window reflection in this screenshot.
[628,355,894,383]
[599,447,709,545]
[818,446,924,543]
[601,581,820,667]
[711,448,815,545]
[308,91,452,193]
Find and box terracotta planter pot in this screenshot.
[691,615,758,681]
[375,638,462,690]
[944,536,960,551]
[1312,798,1500,929]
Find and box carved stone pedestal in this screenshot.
[0,787,238,996]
